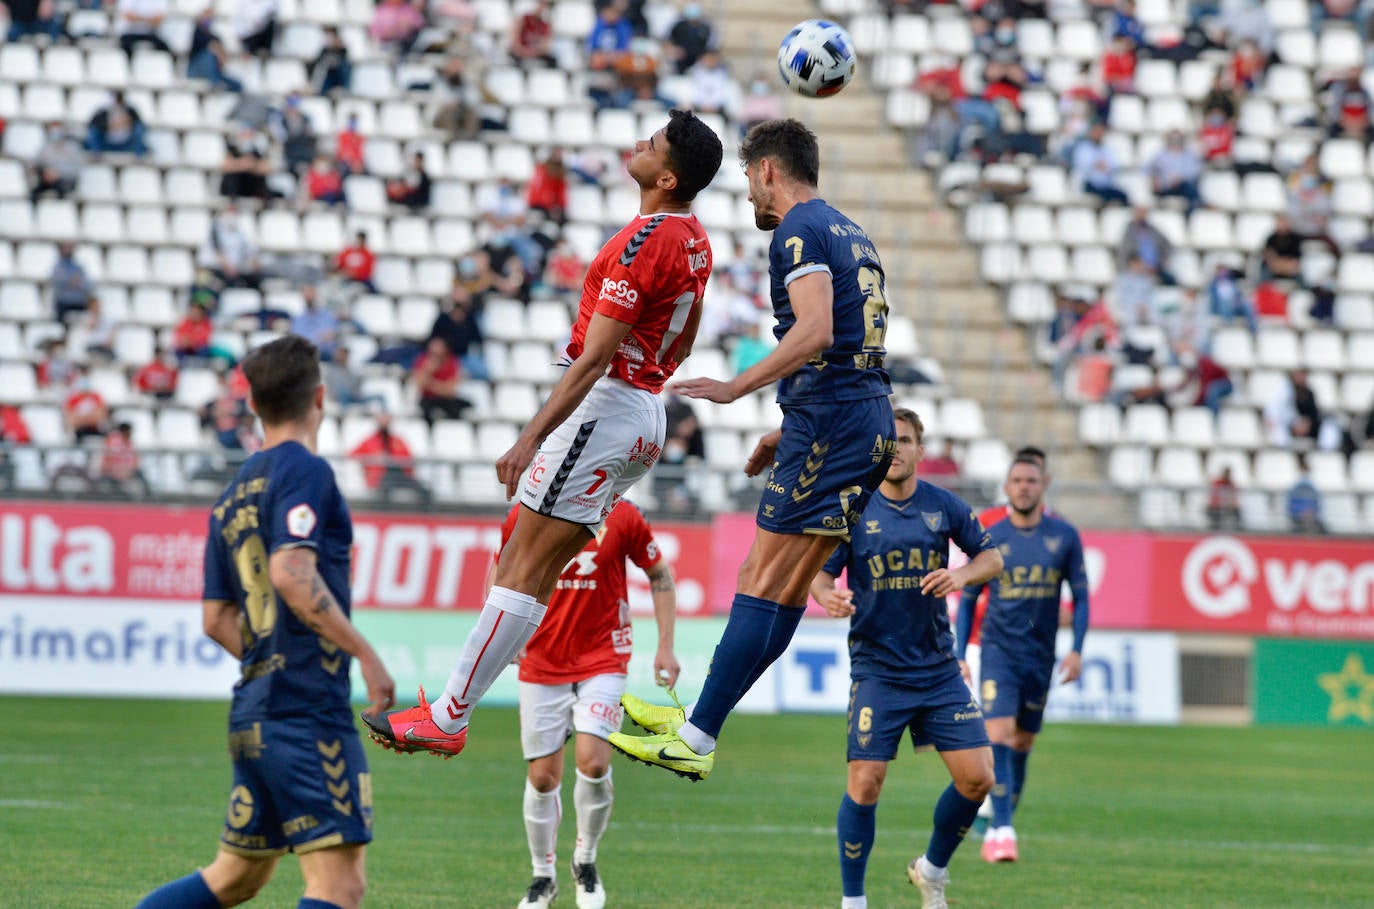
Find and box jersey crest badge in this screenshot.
[1044,536,1062,554]
[286,504,316,538]
[921,511,944,532]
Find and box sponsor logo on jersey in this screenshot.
[628,436,662,467]
[687,250,708,272]
[287,504,316,538]
[599,277,639,309]
[866,519,881,534]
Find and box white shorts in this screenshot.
[519,377,666,528]
[518,673,628,760]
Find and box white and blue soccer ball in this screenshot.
[777,19,857,98]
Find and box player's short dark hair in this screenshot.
[739,118,820,187]
[1014,445,1047,466]
[1008,454,1044,477]
[663,109,723,202]
[892,406,925,446]
[241,335,320,426]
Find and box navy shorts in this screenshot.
[979,649,1054,734]
[846,671,989,762]
[757,397,896,537]
[220,716,373,857]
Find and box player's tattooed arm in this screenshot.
[647,560,680,688]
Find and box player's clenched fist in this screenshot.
[816,586,855,618]
[744,429,782,477]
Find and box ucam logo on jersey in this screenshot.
[1158,535,1374,638]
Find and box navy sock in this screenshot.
[688,594,780,738]
[743,604,805,692]
[991,743,1014,828]
[837,794,877,898]
[135,872,221,909]
[298,900,344,909]
[925,783,983,868]
[1011,748,1030,812]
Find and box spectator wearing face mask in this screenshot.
[666,2,713,73]
[31,122,85,202]
[85,92,148,156]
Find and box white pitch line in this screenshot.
[614,821,1374,857]
[0,799,74,810]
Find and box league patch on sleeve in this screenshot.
[286,504,317,538]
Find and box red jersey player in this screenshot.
[366,110,721,760]
[499,500,678,909]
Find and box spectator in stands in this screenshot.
[291,285,339,361]
[37,339,75,390]
[333,231,376,291]
[95,422,149,497]
[271,93,318,176]
[187,9,242,92]
[1265,369,1322,447]
[386,151,432,210]
[218,126,273,201]
[1100,34,1137,94]
[0,397,30,488]
[1149,131,1203,213]
[607,38,671,109]
[1286,156,1340,255]
[452,248,515,310]
[370,0,425,57]
[656,392,704,512]
[1115,257,1159,326]
[1118,207,1175,284]
[1211,0,1273,54]
[201,373,248,449]
[324,346,387,410]
[115,0,170,56]
[731,322,771,375]
[50,242,94,322]
[739,72,785,137]
[1072,121,1129,205]
[336,112,366,174]
[918,440,962,486]
[1261,214,1304,282]
[133,346,178,401]
[1206,467,1241,530]
[1110,0,1147,45]
[689,49,733,115]
[1197,106,1235,163]
[236,0,277,56]
[411,337,469,425]
[78,296,116,361]
[482,228,539,297]
[311,26,353,94]
[199,205,264,289]
[85,91,148,157]
[543,239,584,294]
[526,150,569,224]
[1178,346,1233,413]
[666,2,713,73]
[1201,72,1237,120]
[509,0,556,67]
[30,122,84,202]
[429,55,481,139]
[350,414,431,505]
[431,291,488,380]
[1287,455,1325,533]
[64,367,108,441]
[5,0,62,41]
[1227,38,1265,92]
[173,301,213,362]
[588,1,633,72]
[301,154,345,208]
[1207,264,1258,331]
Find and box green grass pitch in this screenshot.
[2,697,1372,908]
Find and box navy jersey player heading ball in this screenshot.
[136,335,395,909]
[611,119,899,781]
[811,408,1003,909]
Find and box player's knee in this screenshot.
[576,757,609,779]
[1012,730,1036,751]
[847,764,886,803]
[528,767,561,792]
[214,876,267,907]
[958,770,994,802]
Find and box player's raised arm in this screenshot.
[269,545,396,717]
[676,271,834,404]
[496,311,634,499]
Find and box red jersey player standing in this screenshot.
[365,110,721,759]
[501,500,679,909]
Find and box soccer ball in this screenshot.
[776,19,857,98]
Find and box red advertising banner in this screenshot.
[0,501,715,616]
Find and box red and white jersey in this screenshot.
[565,211,713,394]
[501,501,664,684]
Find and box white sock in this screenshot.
[523,779,561,879]
[677,719,716,756]
[841,896,868,909]
[572,767,614,865]
[921,856,948,880]
[432,586,540,734]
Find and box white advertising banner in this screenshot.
[1042,630,1180,724]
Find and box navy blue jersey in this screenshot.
[966,514,1089,669]
[768,198,892,405]
[823,481,994,685]
[203,441,355,725]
